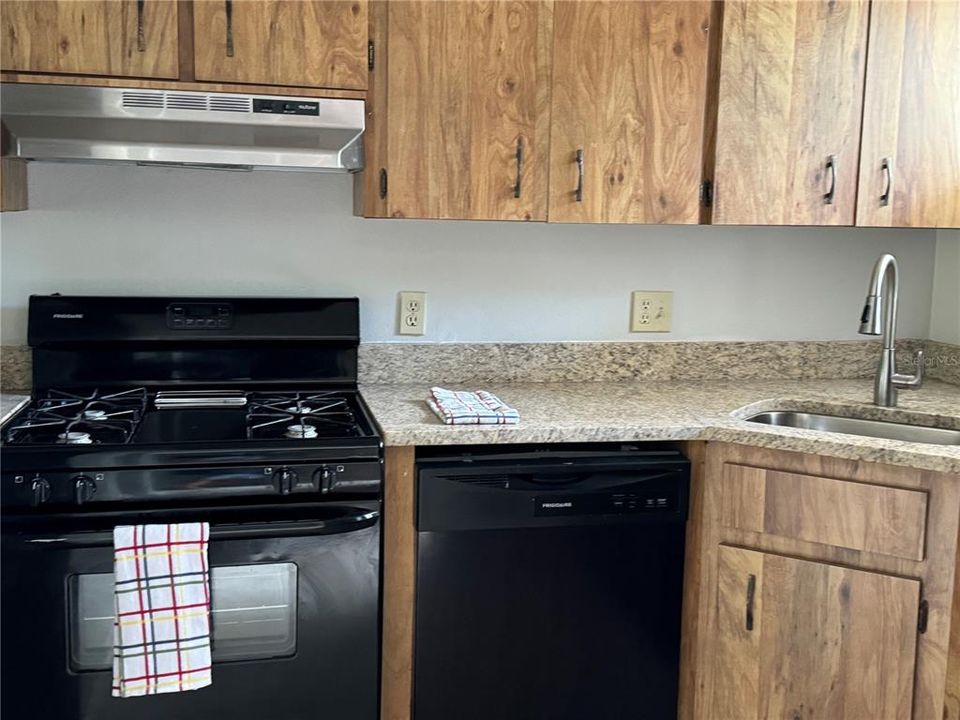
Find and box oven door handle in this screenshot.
[21,509,380,548]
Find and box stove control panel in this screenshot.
[2,461,382,507]
[167,302,233,330]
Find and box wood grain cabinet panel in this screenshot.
[711,546,920,720]
[856,0,960,228]
[1,0,178,78]
[711,0,869,225]
[382,0,552,220]
[721,463,929,561]
[192,0,367,90]
[548,1,712,223]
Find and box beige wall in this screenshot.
[0,163,939,345]
[930,230,960,345]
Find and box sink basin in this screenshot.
[745,411,960,446]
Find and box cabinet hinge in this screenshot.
[918,599,929,634]
[700,179,713,208]
[378,168,388,200]
[368,40,375,71]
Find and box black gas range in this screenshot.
[1,296,382,720]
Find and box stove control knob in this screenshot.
[274,467,298,495]
[318,466,333,494]
[73,475,97,505]
[30,476,51,506]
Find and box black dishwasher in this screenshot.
[414,444,690,720]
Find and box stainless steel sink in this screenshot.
[745,411,960,446]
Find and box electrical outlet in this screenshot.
[630,291,673,333]
[398,291,426,335]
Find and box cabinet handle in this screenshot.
[880,157,892,207]
[745,574,756,631]
[823,155,836,205]
[136,0,145,52]
[575,148,584,202]
[378,168,388,200]
[513,139,524,199]
[225,0,235,57]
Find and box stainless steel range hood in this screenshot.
[0,84,365,172]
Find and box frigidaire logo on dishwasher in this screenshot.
[52,313,84,319]
[541,502,574,509]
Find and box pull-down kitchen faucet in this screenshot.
[858,253,924,406]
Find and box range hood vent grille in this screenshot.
[121,91,253,114]
[121,91,164,109]
[164,93,208,110]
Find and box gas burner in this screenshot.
[3,388,147,446]
[247,391,360,440]
[285,424,319,439]
[58,431,93,445]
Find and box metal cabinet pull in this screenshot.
[136,0,146,52]
[513,139,524,199]
[378,168,388,200]
[575,148,584,202]
[880,157,892,207]
[823,155,836,205]
[225,0,235,57]
[745,574,757,631]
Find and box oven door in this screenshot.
[1,502,380,720]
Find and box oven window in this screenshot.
[67,563,298,672]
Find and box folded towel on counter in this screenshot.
[428,387,520,425]
[113,523,212,698]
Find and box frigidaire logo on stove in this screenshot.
[52,313,84,319]
[541,502,574,509]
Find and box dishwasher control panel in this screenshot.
[533,490,678,517]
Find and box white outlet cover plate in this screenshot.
[630,290,673,333]
[398,291,426,336]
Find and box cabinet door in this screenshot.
[384,1,552,220]
[710,546,920,720]
[856,0,960,228]
[548,1,711,224]
[1,0,178,78]
[192,0,367,90]
[711,0,869,225]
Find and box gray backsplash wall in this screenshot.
[0,163,939,346]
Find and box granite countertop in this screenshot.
[360,379,960,474]
[0,393,29,426]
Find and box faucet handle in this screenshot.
[893,349,924,389]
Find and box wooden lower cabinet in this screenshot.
[712,546,919,719]
[686,443,960,720]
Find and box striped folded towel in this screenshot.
[113,523,212,698]
[428,386,520,425]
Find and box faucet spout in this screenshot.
[858,253,923,406]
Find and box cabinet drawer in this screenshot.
[720,463,928,561]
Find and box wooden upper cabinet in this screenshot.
[711,0,869,225]
[1,1,179,78]
[856,0,960,228]
[383,1,552,220]
[192,0,368,90]
[548,1,712,224]
[710,546,920,720]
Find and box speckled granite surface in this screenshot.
[360,379,960,473]
[358,339,937,385]
[0,393,30,426]
[1,346,30,391]
[927,341,960,385]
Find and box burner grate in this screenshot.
[247,391,360,440]
[4,388,147,446]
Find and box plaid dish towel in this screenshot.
[428,387,520,425]
[113,523,212,698]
